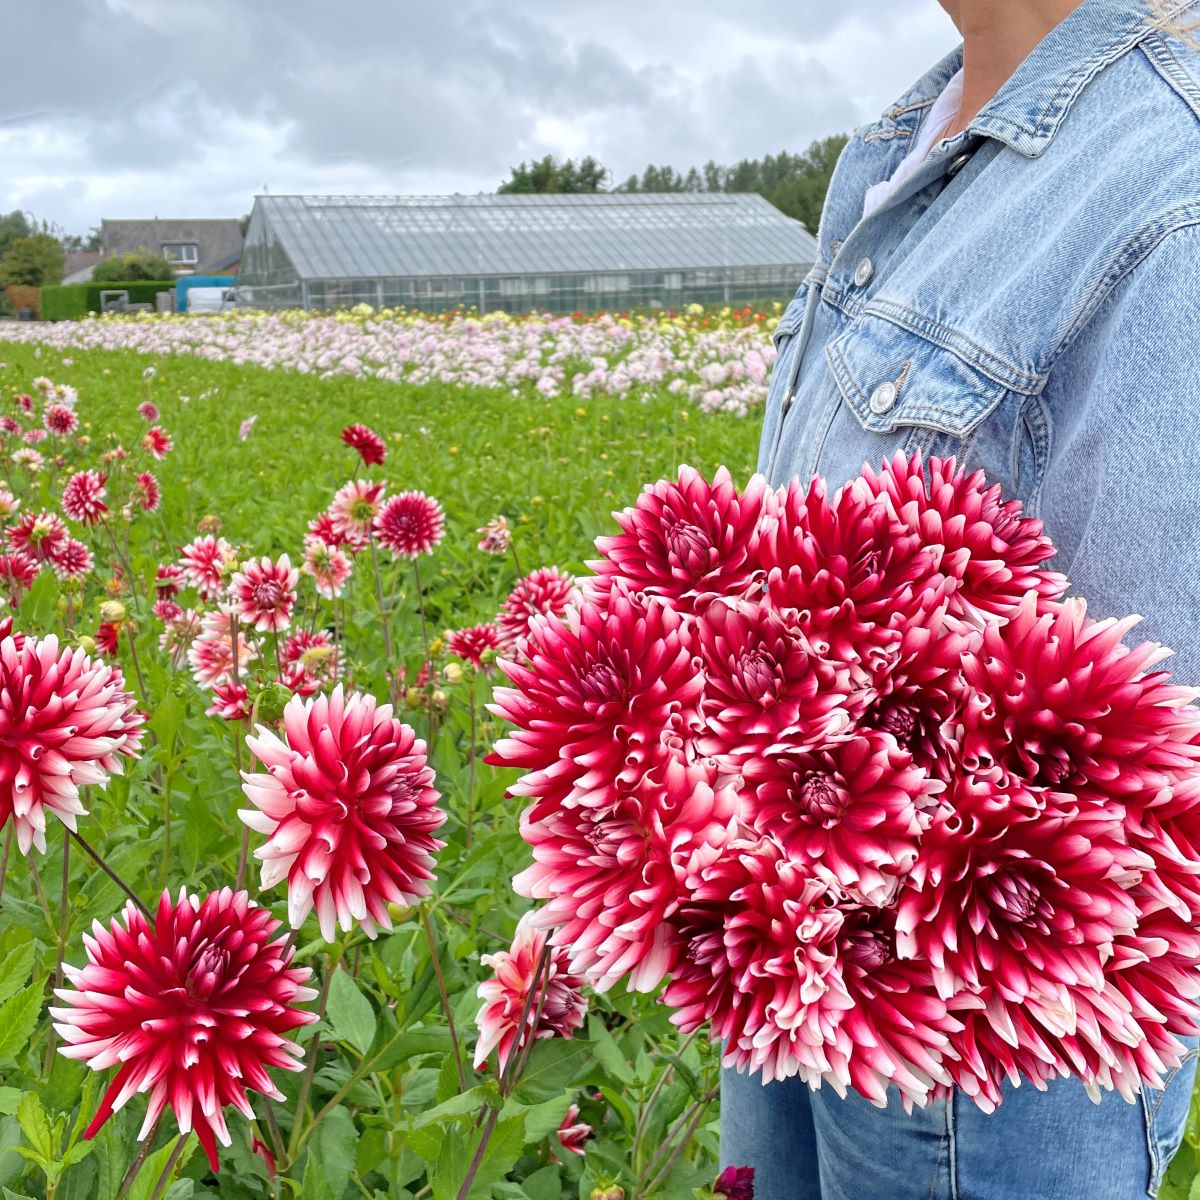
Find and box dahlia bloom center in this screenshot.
[665,519,715,576]
[578,660,626,705]
[844,929,892,972]
[797,771,850,827]
[253,580,283,609]
[984,868,1046,924]
[876,701,917,743]
[734,649,780,703]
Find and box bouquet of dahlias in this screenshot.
[487,455,1200,1111]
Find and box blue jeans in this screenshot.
[721,1049,1199,1199]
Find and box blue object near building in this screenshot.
[174,276,237,312]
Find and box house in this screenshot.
[99,218,244,277]
[61,251,102,285]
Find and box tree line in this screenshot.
[497,137,849,235]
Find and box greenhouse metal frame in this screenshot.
[236,192,818,314]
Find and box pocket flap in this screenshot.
[771,288,808,350]
[825,311,1009,437]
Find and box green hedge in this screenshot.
[40,281,176,321]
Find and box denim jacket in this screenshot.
[761,0,1200,677]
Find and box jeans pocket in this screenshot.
[1141,1044,1199,1197]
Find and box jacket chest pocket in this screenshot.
[820,310,1049,511]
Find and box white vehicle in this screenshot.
[186,287,237,314]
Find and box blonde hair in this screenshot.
[1149,0,1200,44]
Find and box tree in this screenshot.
[498,155,610,194]
[0,234,65,287]
[0,211,32,259]
[92,251,175,282]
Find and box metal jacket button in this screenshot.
[854,257,875,287]
[869,381,898,414]
[948,152,972,178]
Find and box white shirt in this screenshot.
[862,68,966,220]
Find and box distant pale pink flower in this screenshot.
[11,447,44,473]
[476,515,511,555]
[238,415,258,441]
[137,401,159,421]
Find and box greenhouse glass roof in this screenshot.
[249,192,818,280]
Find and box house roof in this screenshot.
[246,193,819,281]
[100,219,244,275]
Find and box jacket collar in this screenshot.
[881,0,1198,159]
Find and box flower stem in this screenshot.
[42,830,71,1074]
[507,540,523,579]
[115,1113,162,1200]
[287,947,340,1162]
[641,1086,719,1195]
[454,1108,498,1200]
[0,826,11,907]
[70,830,151,918]
[149,1134,189,1200]
[464,688,477,849]
[421,905,467,1093]
[412,557,433,743]
[125,625,151,708]
[369,540,394,670]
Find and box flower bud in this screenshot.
[443,662,464,685]
[77,635,96,654]
[99,600,126,623]
[590,1186,625,1200]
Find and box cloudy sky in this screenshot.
[5,0,956,237]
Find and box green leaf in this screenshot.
[15,1093,53,1162]
[1188,1174,1200,1200]
[0,933,35,1007]
[315,1104,357,1197]
[128,1136,195,1200]
[510,1040,593,1105]
[0,984,44,1067]
[505,1095,570,1144]
[0,1091,20,1117]
[413,1083,499,1129]
[300,1155,336,1200]
[586,1015,634,1085]
[326,967,377,1055]
[519,1165,563,1200]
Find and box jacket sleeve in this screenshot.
[1041,220,1200,683]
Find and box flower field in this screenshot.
[0,330,761,1200]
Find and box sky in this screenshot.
[3,0,956,238]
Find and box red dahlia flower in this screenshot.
[742,732,938,906]
[664,839,852,1084]
[448,623,501,666]
[555,1105,592,1157]
[586,465,768,614]
[496,566,578,653]
[62,470,108,526]
[51,888,316,1171]
[329,479,386,542]
[133,471,161,513]
[95,621,121,658]
[859,454,1066,621]
[230,555,299,633]
[694,599,852,771]
[240,687,446,940]
[488,588,703,817]
[374,491,445,558]
[714,1166,756,1200]
[473,913,587,1071]
[340,423,387,465]
[0,633,143,853]
[142,425,173,460]
[514,755,738,991]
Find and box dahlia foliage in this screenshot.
[490,456,1200,1110]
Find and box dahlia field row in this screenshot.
[0,306,781,418]
[0,342,760,1200]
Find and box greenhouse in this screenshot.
[235,192,819,314]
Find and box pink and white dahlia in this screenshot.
[488,588,703,818]
[137,401,159,422]
[0,633,143,853]
[496,566,578,652]
[302,537,352,600]
[11,447,44,473]
[155,563,185,598]
[229,555,299,633]
[8,509,67,562]
[447,623,501,667]
[43,403,78,436]
[958,596,1200,803]
[187,610,258,689]
[742,732,938,906]
[52,888,316,1172]
[142,425,173,460]
[514,755,738,991]
[132,471,161,513]
[329,479,386,541]
[0,550,39,598]
[341,423,386,466]
[694,599,852,770]
[179,535,237,601]
[240,687,446,940]
[374,491,445,559]
[587,466,769,613]
[555,1105,592,1157]
[62,470,108,526]
[0,489,18,518]
[280,629,339,696]
[207,682,250,721]
[95,622,121,659]
[473,912,588,1072]
[664,839,853,1085]
[476,515,511,555]
[48,538,94,582]
[858,454,1066,621]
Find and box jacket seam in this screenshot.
[1047,206,1200,371]
[1140,33,1200,124]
